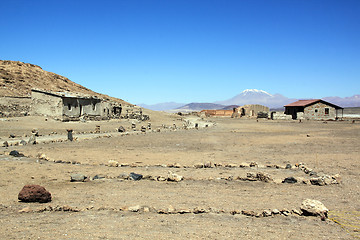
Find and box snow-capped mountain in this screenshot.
[216,89,295,108]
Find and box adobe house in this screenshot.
[232,104,269,118]
[284,99,343,120]
[31,89,122,121]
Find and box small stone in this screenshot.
[194,163,204,168]
[292,208,302,215]
[128,205,141,212]
[19,207,32,213]
[300,199,329,218]
[173,163,182,168]
[93,174,106,180]
[272,209,280,215]
[193,207,207,214]
[282,177,298,184]
[204,161,213,168]
[129,172,143,181]
[20,140,27,146]
[9,134,16,138]
[18,185,51,203]
[310,177,325,186]
[167,205,176,214]
[9,150,24,157]
[157,176,167,181]
[118,173,129,180]
[262,210,272,217]
[107,160,119,167]
[242,210,256,216]
[225,163,237,168]
[249,162,258,167]
[70,174,87,182]
[177,209,191,214]
[118,126,126,132]
[285,164,292,169]
[3,141,9,147]
[239,162,249,168]
[167,171,184,182]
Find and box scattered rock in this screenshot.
[285,164,292,169]
[242,210,257,217]
[128,205,141,212]
[194,163,204,168]
[28,134,37,144]
[118,173,129,180]
[70,174,87,182]
[225,163,237,168]
[107,160,119,167]
[18,185,52,203]
[282,177,298,184]
[93,174,106,180]
[300,199,328,219]
[272,209,280,215]
[249,162,258,167]
[129,172,143,181]
[9,134,16,138]
[19,207,32,213]
[193,207,207,214]
[19,140,27,146]
[118,126,126,132]
[167,171,184,182]
[3,141,9,147]
[204,161,213,168]
[292,208,302,215]
[239,162,249,168]
[9,150,24,157]
[262,210,272,217]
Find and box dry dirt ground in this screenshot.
[0,116,359,239]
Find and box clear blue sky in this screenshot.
[1,0,359,104]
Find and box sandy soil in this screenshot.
[0,116,359,239]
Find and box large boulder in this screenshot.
[300,199,328,219]
[18,185,51,203]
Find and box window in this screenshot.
[325,108,329,115]
[68,104,71,111]
[315,109,318,113]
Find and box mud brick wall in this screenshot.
[304,102,336,120]
[31,91,63,118]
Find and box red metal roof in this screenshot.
[284,99,343,109]
[284,99,321,107]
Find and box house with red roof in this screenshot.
[284,99,343,120]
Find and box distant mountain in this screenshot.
[137,102,185,111]
[139,89,360,112]
[216,89,296,108]
[323,95,360,107]
[177,102,225,111]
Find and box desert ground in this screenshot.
[0,115,359,239]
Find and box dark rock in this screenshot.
[310,177,325,186]
[70,174,87,182]
[9,134,16,138]
[9,150,24,157]
[20,140,27,146]
[282,177,298,184]
[93,174,106,180]
[309,171,318,177]
[129,172,143,181]
[285,164,292,169]
[18,185,51,203]
[3,141,9,147]
[118,126,126,132]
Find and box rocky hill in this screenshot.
[0,60,128,104]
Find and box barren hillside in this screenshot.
[0,60,129,105]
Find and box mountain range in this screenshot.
[138,89,360,111]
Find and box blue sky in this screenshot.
[1,0,359,104]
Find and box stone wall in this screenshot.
[271,112,292,120]
[31,91,63,118]
[201,110,233,117]
[304,102,337,120]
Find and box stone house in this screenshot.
[232,104,269,118]
[284,99,343,120]
[31,89,122,121]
